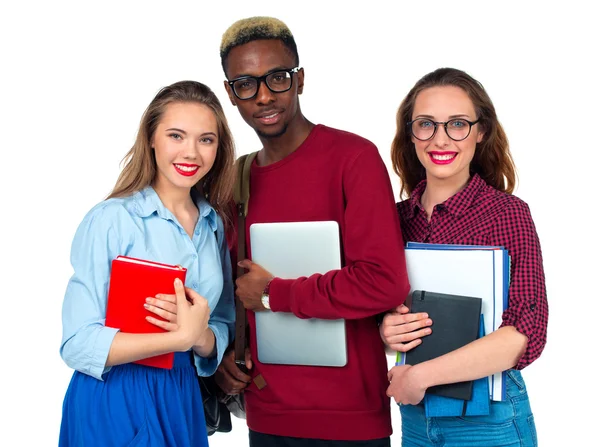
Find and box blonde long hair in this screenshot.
[107,81,236,224]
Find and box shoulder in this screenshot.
[76,196,139,236]
[471,184,537,236]
[316,124,379,157]
[478,183,532,217]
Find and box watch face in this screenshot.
[261,294,270,310]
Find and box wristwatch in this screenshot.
[261,279,273,310]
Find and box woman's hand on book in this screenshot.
[387,364,427,405]
[172,278,210,350]
[145,293,178,331]
[380,304,432,352]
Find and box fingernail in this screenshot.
[143,304,150,309]
[146,298,151,303]
[175,278,182,286]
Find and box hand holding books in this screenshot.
[169,278,212,353]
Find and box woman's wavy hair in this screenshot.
[391,68,516,198]
[107,80,236,224]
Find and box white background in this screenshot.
[1,1,597,445]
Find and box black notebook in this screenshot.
[405,290,482,401]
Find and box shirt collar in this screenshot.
[403,174,487,219]
[131,186,218,232]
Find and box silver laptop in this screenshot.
[249,221,347,367]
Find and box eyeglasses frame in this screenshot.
[407,118,481,142]
[227,67,301,100]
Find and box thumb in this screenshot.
[387,368,395,382]
[237,259,254,270]
[398,304,410,314]
[174,278,188,309]
[184,286,202,305]
[245,347,253,370]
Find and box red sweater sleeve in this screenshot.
[269,145,410,319]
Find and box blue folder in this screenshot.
[424,317,490,417]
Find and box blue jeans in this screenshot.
[399,370,537,446]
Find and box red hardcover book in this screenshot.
[105,255,187,369]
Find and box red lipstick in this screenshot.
[428,152,457,165]
[173,163,199,177]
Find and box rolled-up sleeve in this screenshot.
[195,216,235,376]
[60,203,128,380]
[496,199,549,369]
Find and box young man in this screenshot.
[214,16,410,447]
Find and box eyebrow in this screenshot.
[165,127,187,134]
[165,128,218,137]
[231,66,291,80]
[415,114,473,120]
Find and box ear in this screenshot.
[223,80,237,106]
[476,129,485,144]
[297,67,305,95]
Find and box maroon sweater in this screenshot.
[241,125,410,440]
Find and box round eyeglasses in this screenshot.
[228,67,300,100]
[407,118,480,142]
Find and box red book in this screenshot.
[105,255,187,369]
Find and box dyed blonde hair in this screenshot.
[107,80,236,223]
[391,68,517,198]
[220,16,299,73]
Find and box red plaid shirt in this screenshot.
[397,174,548,369]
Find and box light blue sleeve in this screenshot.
[60,201,132,381]
[195,215,235,377]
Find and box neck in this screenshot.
[152,178,196,215]
[421,173,470,218]
[257,114,314,166]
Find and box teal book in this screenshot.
[424,317,490,417]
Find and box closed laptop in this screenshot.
[250,221,347,367]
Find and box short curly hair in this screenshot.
[220,16,299,75]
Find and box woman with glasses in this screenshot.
[381,68,548,446]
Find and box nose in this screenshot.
[255,79,275,105]
[182,138,198,159]
[432,123,450,148]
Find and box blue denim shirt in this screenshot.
[60,186,234,380]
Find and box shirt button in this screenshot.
[529,303,536,311]
[192,282,198,288]
[192,254,197,259]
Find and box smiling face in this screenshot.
[411,86,484,187]
[151,101,219,194]
[223,39,304,139]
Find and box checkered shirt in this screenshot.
[397,174,548,369]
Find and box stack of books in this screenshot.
[395,242,510,416]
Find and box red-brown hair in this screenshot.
[391,68,517,198]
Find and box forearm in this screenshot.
[413,326,528,388]
[270,263,409,320]
[105,331,186,367]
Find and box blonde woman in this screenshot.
[59,81,236,447]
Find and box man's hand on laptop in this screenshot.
[215,348,253,395]
[236,259,274,311]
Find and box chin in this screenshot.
[256,123,288,139]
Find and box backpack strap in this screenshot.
[233,151,258,372]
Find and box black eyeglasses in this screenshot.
[227,67,301,100]
[407,118,480,142]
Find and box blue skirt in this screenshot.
[59,352,208,447]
